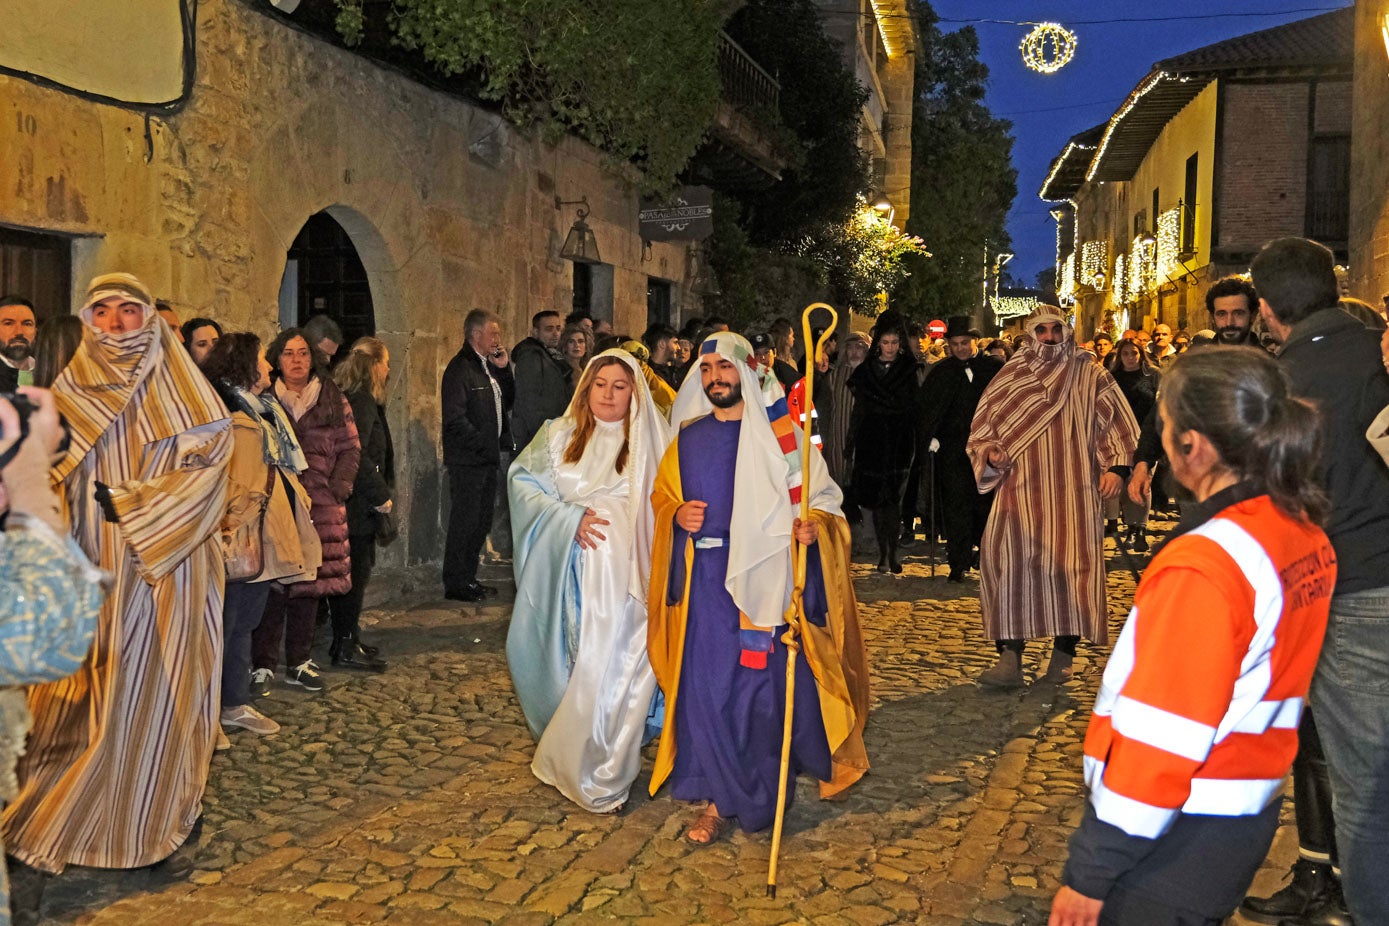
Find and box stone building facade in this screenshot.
[0,0,703,575]
[1041,10,1352,337]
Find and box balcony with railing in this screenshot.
[717,31,780,113]
[695,31,788,188]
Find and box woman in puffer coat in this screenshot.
[250,327,360,694]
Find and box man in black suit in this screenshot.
[918,316,1003,581]
[441,309,514,601]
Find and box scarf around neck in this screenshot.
[226,385,309,473]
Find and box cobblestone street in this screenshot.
[37,526,1295,925]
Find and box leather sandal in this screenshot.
[683,806,728,846]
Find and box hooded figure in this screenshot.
[506,349,672,812]
[3,273,231,886]
[647,331,869,842]
[966,307,1139,687]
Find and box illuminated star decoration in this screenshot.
[1021,22,1078,75]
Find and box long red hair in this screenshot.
[563,356,635,473]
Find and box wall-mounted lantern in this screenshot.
[556,197,601,264]
[688,246,721,297]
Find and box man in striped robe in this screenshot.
[3,274,230,900]
[966,307,1139,688]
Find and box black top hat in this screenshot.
[944,316,980,340]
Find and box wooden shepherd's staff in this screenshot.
[767,301,838,899]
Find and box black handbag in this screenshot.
[375,507,400,547]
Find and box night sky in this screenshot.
[923,2,1352,285]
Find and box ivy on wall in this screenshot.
[333,0,727,194]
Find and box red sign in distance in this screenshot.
[927,319,947,338]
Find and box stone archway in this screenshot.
[279,208,394,348]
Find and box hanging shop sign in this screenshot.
[639,186,714,242]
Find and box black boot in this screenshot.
[6,856,49,926]
[1241,858,1336,923]
[888,537,903,574]
[331,637,387,672]
[157,815,203,879]
[1280,877,1353,926]
[351,630,380,658]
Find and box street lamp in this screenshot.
[556,197,601,265]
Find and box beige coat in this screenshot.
[223,412,322,585]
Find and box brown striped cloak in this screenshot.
[966,338,1139,645]
[2,310,231,873]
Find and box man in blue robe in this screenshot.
[646,332,868,844]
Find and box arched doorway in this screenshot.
[279,211,375,346]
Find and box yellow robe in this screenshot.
[645,432,870,800]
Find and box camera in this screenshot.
[0,392,37,441]
[0,392,72,455]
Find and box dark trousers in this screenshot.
[327,534,376,641]
[937,447,993,572]
[444,463,497,593]
[1099,887,1222,926]
[1292,708,1338,865]
[222,580,271,707]
[251,588,318,670]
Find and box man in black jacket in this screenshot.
[0,296,37,391]
[441,309,514,601]
[510,310,569,453]
[1252,237,1389,925]
[918,317,1002,581]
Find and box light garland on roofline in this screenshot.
[1086,70,1193,182]
[1021,22,1078,74]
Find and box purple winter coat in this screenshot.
[281,376,361,598]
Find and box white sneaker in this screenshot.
[220,704,281,736]
[286,660,324,692]
[214,725,231,752]
[250,668,274,698]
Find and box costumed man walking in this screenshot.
[3,274,231,914]
[646,332,869,845]
[967,307,1139,687]
[919,317,1003,582]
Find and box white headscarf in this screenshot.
[670,331,842,629]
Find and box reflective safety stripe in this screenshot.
[1227,696,1303,735]
[1085,756,1285,835]
[1112,695,1217,763]
[1185,774,1284,816]
[1084,756,1178,839]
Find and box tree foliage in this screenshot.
[892,1,1017,319]
[722,0,870,246]
[333,0,726,193]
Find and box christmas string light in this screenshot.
[1129,234,1156,297]
[1113,253,1128,304]
[1059,253,1077,305]
[1079,240,1109,288]
[1156,207,1182,278]
[1021,22,1078,74]
[993,296,1040,320]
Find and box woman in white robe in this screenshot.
[506,349,671,812]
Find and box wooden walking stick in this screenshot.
[767,302,838,899]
